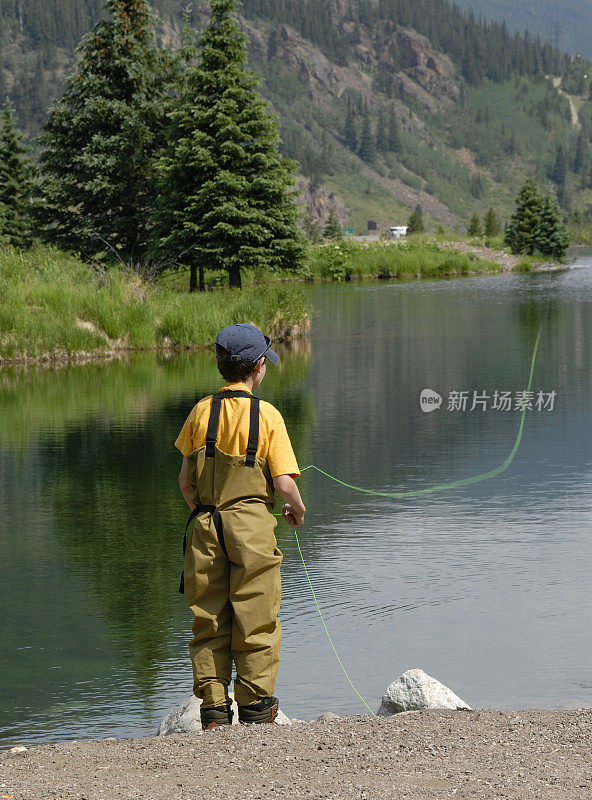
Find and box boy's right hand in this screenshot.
[273,474,306,527]
[282,503,305,527]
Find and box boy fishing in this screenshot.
[175,323,306,730]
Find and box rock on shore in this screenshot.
[377,668,471,715]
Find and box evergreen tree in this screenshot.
[323,210,342,240]
[387,107,402,154]
[467,213,482,236]
[470,173,486,199]
[549,143,569,187]
[359,114,377,162]
[504,178,544,254]
[156,0,304,290]
[0,101,34,247]
[376,107,389,154]
[37,0,169,265]
[344,103,357,152]
[407,204,425,234]
[483,206,501,237]
[535,193,569,260]
[572,131,589,175]
[303,216,322,243]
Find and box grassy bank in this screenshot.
[162,239,510,292]
[0,246,309,362]
[304,240,503,280]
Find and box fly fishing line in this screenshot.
[284,271,553,714]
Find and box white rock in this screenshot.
[157,695,291,734]
[274,708,292,725]
[10,746,28,753]
[377,669,471,715]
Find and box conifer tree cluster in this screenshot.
[33,0,304,288]
[342,101,402,162]
[505,178,569,259]
[467,207,501,238]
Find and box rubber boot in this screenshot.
[238,696,279,725]
[200,704,233,730]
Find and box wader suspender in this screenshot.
[179,391,261,594]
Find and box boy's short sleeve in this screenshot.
[266,409,300,479]
[175,408,196,458]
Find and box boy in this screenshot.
[175,323,306,730]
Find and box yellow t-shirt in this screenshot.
[175,382,300,479]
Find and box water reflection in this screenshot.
[1,265,591,745]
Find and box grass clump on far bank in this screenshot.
[305,240,502,281]
[0,245,309,362]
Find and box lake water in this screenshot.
[1,255,591,745]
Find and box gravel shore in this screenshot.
[2,710,591,799]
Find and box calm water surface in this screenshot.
[1,256,591,745]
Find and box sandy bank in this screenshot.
[2,710,590,799]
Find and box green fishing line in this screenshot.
[298,321,542,498]
[280,293,549,714]
[292,525,377,716]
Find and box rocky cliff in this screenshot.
[0,0,579,233]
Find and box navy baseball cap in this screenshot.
[215,323,279,365]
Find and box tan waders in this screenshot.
[179,390,282,723]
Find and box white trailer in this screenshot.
[389,225,408,239]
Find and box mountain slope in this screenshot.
[454,0,592,60]
[0,0,589,233]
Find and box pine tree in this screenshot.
[344,103,357,152]
[323,210,342,240]
[549,143,569,187]
[483,206,501,237]
[37,0,169,265]
[504,178,544,255]
[0,101,34,247]
[470,174,486,199]
[467,213,483,236]
[156,0,304,290]
[535,193,569,260]
[407,204,425,234]
[359,114,377,163]
[387,108,402,154]
[572,131,589,175]
[376,108,389,154]
[303,216,322,243]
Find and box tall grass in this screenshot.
[0,246,309,361]
[305,240,502,281]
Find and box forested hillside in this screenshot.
[1,0,591,232]
[455,0,592,61]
